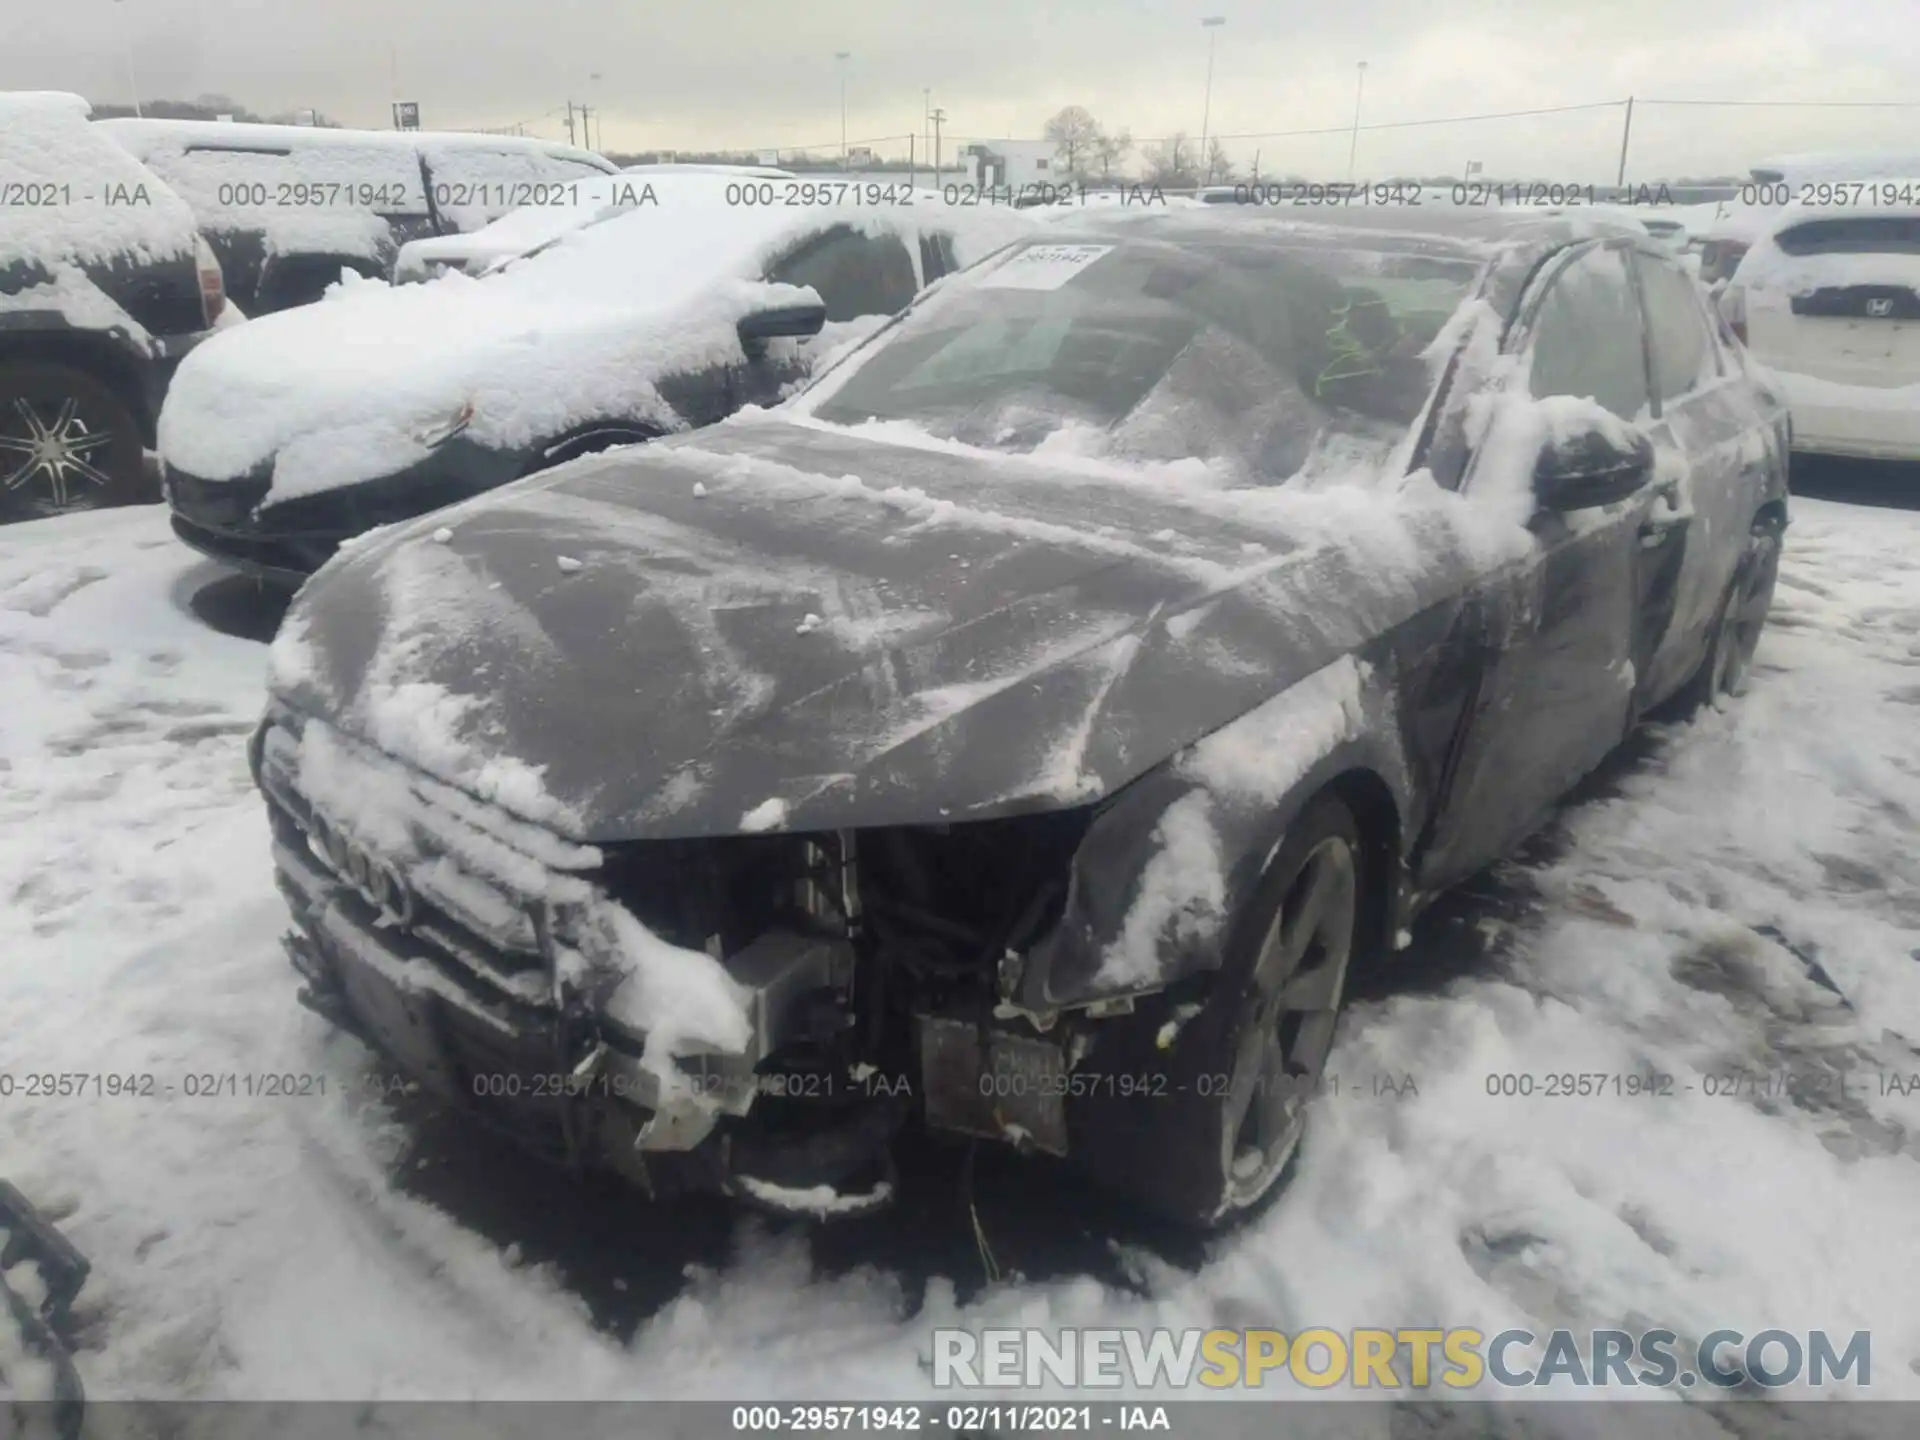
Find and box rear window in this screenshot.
[1775,217,1920,256]
[138,142,430,223]
[419,145,613,230]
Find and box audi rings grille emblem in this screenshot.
[307,812,415,926]
[1865,298,1894,317]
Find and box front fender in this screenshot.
[1016,651,1413,1012]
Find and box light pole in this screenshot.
[110,0,143,118]
[1198,16,1225,185]
[1347,60,1368,183]
[836,51,851,167]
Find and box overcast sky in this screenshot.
[9,0,1920,177]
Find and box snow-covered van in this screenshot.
[0,93,223,519]
[1719,182,1920,461]
[98,119,617,315]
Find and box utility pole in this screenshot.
[835,52,851,167]
[578,105,593,151]
[930,108,946,187]
[1616,96,1636,188]
[111,0,144,118]
[1199,16,1225,184]
[1347,61,1368,183]
[565,100,576,146]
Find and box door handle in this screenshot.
[1637,478,1686,547]
[1638,514,1686,547]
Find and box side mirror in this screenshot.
[1533,424,1654,512]
[737,302,827,358]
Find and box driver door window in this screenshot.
[1527,246,1652,420]
[766,226,919,321]
[1634,254,1722,405]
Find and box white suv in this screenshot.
[1719,184,1920,461]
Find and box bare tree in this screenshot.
[1092,128,1133,184]
[1042,105,1105,185]
[1204,137,1236,184]
[1141,133,1200,188]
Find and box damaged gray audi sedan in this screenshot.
[253,206,1789,1227]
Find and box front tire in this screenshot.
[1070,791,1365,1228]
[1685,518,1783,709]
[0,362,147,519]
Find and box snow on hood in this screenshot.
[0,93,198,270]
[157,192,1034,500]
[271,380,1536,844]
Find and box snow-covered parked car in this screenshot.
[1718,183,1920,461]
[98,119,616,315]
[252,208,1789,1228]
[0,93,223,519]
[160,187,1035,584]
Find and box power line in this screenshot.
[743,131,918,154]
[1637,97,1920,108]
[515,94,1920,158]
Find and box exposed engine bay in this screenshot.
[260,712,1135,1219]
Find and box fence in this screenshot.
[611,97,1920,189]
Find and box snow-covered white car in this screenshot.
[251,206,1789,1228]
[1695,154,1920,291]
[0,93,223,518]
[1718,183,1920,461]
[159,187,1035,582]
[99,119,616,315]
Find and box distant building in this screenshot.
[961,139,1058,191]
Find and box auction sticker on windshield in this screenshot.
[981,243,1114,290]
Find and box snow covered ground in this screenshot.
[3,490,1919,1423]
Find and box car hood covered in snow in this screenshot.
[157,186,1033,505]
[269,412,1520,844]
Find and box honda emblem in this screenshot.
[1865,298,1894,317]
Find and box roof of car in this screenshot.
[987,204,1659,326]
[97,117,615,171]
[1752,178,1920,238]
[1018,201,1649,260]
[0,91,201,268]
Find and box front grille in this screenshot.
[258,713,599,1008]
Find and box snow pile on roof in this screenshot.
[157,189,1033,498]
[0,93,197,269]
[1731,184,1920,298]
[1751,150,1920,184]
[98,118,615,258]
